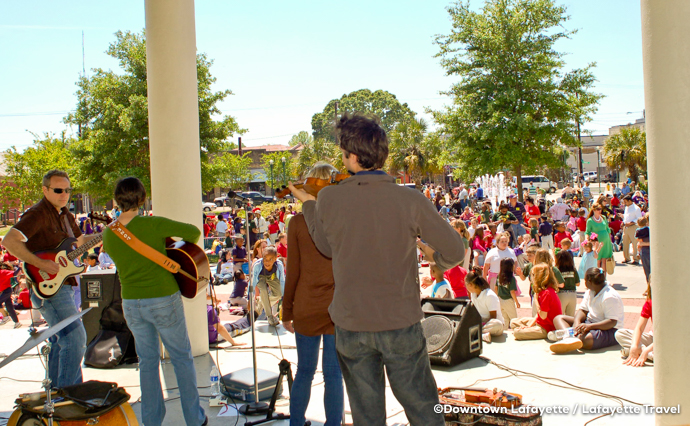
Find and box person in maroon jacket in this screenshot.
[282,162,343,426]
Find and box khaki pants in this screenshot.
[483,318,504,336]
[541,235,554,251]
[510,317,548,340]
[499,298,517,328]
[256,276,282,323]
[622,225,640,262]
[557,291,578,317]
[615,328,654,361]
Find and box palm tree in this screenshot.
[387,118,429,184]
[294,138,342,179]
[602,127,647,183]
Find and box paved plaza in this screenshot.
[0,251,653,426]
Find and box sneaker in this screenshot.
[622,260,631,264]
[231,327,250,338]
[268,317,280,327]
[547,331,558,342]
[621,347,630,359]
[14,322,22,329]
[631,261,640,265]
[0,317,10,326]
[550,337,583,354]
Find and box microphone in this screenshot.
[227,190,247,200]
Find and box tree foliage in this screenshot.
[294,138,342,179]
[64,30,244,199]
[602,127,646,183]
[387,118,432,183]
[211,152,254,191]
[432,0,602,199]
[2,132,79,208]
[260,151,297,191]
[311,89,416,142]
[288,131,311,147]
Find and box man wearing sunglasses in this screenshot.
[3,169,100,388]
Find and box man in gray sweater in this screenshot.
[289,114,464,425]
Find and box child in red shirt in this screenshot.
[510,263,563,339]
[553,222,572,249]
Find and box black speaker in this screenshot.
[420,298,483,367]
[80,269,121,345]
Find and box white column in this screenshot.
[641,1,690,424]
[145,0,208,356]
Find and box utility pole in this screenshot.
[238,136,242,156]
[577,119,583,186]
[334,101,339,122]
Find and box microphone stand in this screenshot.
[237,198,269,416]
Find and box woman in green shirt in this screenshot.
[585,203,613,276]
[102,177,207,426]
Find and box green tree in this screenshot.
[432,0,603,200]
[387,117,431,184]
[288,131,312,147]
[293,138,342,179]
[602,127,646,183]
[260,152,297,194]
[311,89,416,142]
[64,30,244,199]
[211,152,254,191]
[2,132,79,208]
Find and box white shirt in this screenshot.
[471,288,504,325]
[219,261,233,275]
[577,284,625,328]
[459,189,468,200]
[256,216,268,233]
[215,220,228,234]
[623,203,643,225]
[484,247,517,274]
[550,203,568,221]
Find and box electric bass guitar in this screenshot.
[24,212,112,299]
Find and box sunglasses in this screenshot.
[48,187,73,194]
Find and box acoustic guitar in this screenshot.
[24,213,111,300]
[165,238,210,299]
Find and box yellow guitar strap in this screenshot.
[107,221,181,274]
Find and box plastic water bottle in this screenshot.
[554,328,575,340]
[210,366,220,397]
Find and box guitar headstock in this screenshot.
[89,212,113,225]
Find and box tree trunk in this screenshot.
[515,164,524,203]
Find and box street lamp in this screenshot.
[269,159,274,196]
[597,148,601,193]
[281,156,286,186]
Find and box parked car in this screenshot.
[511,175,558,193]
[203,202,216,212]
[215,192,275,208]
[583,171,598,182]
[214,195,230,207]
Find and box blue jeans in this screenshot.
[640,246,650,283]
[123,292,205,426]
[335,323,444,426]
[30,285,86,388]
[290,333,343,426]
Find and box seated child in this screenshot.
[510,264,563,340]
[428,263,454,299]
[615,281,653,366]
[496,258,520,327]
[85,253,100,272]
[229,270,249,309]
[207,297,250,346]
[465,267,504,342]
[549,267,624,354]
[554,250,579,316]
[517,248,564,316]
[214,250,234,285]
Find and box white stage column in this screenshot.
[641,1,690,424]
[145,0,208,356]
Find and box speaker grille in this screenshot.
[422,315,454,354]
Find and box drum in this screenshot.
[7,403,138,426]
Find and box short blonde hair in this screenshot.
[306,162,338,180]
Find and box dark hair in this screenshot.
[499,203,509,210]
[220,250,231,263]
[114,177,146,212]
[584,267,606,286]
[87,253,99,261]
[622,195,633,202]
[336,113,388,170]
[524,196,534,205]
[233,270,245,281]
[0,262,13,270]
[465,266,490,290]
[498,257,515,285]
[555,250,575,273]
[42,170,70,188]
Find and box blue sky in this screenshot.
[0,0,644,152]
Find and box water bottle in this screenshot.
[555,328,575,340]
[210,365,220,397]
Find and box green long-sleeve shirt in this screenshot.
[102,215,201,300]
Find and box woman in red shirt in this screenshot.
[0,262,20,327]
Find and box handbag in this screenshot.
[606,257,615,275]
[84,329,136,368]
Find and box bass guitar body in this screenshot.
[165,239,210,299]
[23,238,85,300]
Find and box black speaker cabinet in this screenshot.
[80,269,121,345]
[420,298,483,367]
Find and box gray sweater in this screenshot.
[302,172,465,332]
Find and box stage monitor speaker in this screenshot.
[80,269,121,345]
[420,298,482,367]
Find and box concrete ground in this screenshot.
[0,252,654,426]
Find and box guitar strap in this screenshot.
[107,221,181,275]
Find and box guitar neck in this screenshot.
[67,234,103,261]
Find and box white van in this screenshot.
[511,175,557,193]
[583,171,598,182]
